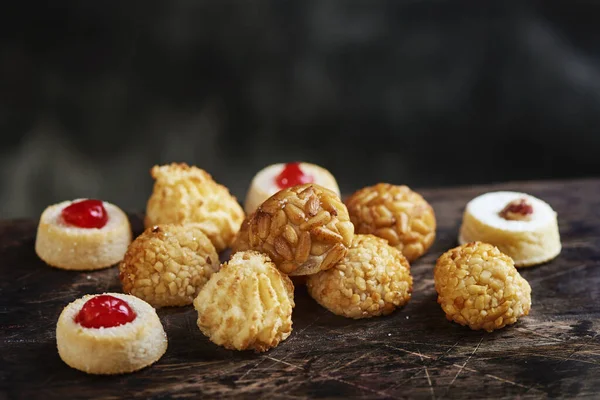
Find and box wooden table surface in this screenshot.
[2,179,600,399]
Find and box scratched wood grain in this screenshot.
[1,179,599,399]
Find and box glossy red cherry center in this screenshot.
[75,295,137,329]
[275,162,314,189]
[61,199,108,229]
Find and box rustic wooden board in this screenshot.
[1,179,600,399]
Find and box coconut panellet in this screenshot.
[434,242,532,332]
[120,224,220,308]
[237,183,354,276]
[56,293,168,375]
[307,234,413,319]
[459,191,561,267]
[345,184,436,262]
[194,251,295,352]
[35,199,132,271]
[144,163,245,252]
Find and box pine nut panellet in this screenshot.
[236,183,354,276]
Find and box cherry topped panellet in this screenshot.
[61,199,109,229]
[75,294,137,329]
[56,293,167,375]
[35,199,132,270]
[244,162,341,215]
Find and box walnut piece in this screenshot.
[345,184,436,262]
[120,224,220,308]
[434,242,531,332]
[307,234,412,319]
[499,198,534,221]
[240,183,354,276]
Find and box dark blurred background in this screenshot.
[1,1,599,219]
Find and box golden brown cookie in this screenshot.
[145,163,245,252]
[434,242,531,332]
[307,234,412,319]
[238,183,354,276]
[345,184,436,262]
[194,251,294,352]
[120,224,220,308]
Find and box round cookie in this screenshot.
[120,224,220,308]
[345,184,436,262]
[56,293,168,374]
[458,191,561,267]
[307,234,413,319]
[194,251,295,352]
[244,162,340,214]
[35,199,132,270]
[145,163,245,252]
[237,183,354,276]
[434,242,531,332]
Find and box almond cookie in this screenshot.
[120,224,220,308]
[35,199,132,270]
[345,184,436,262]
[459,191,561,267]
[193,251,294,352]
[434,242,532,332]
[239,183,354,276]
[145,163,245,252]
[244,162,340,214]
[307,234,412,319]
[56,293,167,374]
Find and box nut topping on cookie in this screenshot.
[242,183,354,276]
[499,198,534,221]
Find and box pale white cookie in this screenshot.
[56,293,168,375]
[459,191,561,267]
[35,200,132,270]
[244,162,340,215]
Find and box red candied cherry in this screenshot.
[75,295,137,329]
[499,198,534,221]
[61,199,108,229]
[275,162,314,189]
